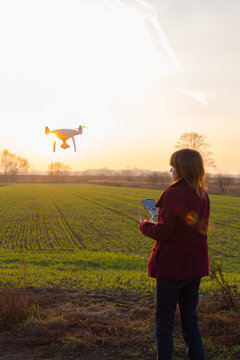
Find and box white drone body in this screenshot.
[45,125,86,152]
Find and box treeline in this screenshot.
[0,171,240,195]
[0,169,172,189]
[0,147,239,194]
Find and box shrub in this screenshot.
[209,261,239,310]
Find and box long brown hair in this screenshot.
[170,149,206,197]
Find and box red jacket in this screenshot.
[139,178,210,279]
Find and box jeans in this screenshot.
[156,278,204,360]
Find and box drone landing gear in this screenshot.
[72,137,76,152]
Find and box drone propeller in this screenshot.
[75,126,87,130]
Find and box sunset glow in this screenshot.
[0,0,239,173]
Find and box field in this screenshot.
[0,183,239,293]
[0,183,239,359]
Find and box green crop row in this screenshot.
[0,184,239,295]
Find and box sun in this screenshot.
[0,0,173,172]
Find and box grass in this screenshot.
[0,287,239,359]
[0,183,239,359]
[0,184,239,296]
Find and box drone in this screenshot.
[45,125,86,152]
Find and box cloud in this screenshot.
[134,0,184,72]
[149,16,184,73]
[177,87,221,105]
[102,0,184,73]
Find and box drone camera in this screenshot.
[60,143,70,149]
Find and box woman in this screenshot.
[139,149,210,360]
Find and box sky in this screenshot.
[0,0,240,174]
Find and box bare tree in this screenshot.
[146,172,157,187]
[175,132,215,169]
[48,162,71,176]
[147,171,172,188]
[0,149,30,180]
[216,173,233,193]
